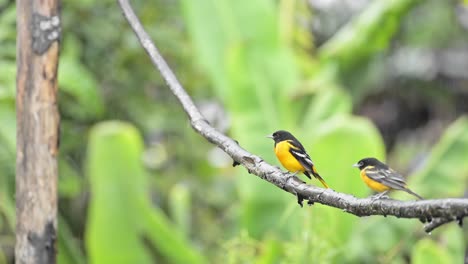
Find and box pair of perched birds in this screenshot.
[267,130,423,200]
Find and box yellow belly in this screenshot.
[275,141,305,173]
[360,170,390,192]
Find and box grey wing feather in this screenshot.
[365,168,408,190]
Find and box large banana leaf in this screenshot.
[86,121,205,263]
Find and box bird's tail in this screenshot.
[404,188,423,200]
[313,172,329,189]
[309,166,329,189]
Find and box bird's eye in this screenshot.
[359,162,363,166]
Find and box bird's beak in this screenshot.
[352,163,360,168]
[266,134,274,139]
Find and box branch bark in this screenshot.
[117,0,468,233]
[16,0,61,263]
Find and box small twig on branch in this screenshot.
[117,0,468,233]
[424,216,464,233]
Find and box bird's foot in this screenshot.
[286,171,299,181]
[286,171,297,182]
[370,191,390,200]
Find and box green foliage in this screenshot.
[86,121,154,263]
[179,0,413,262]
[86,121,205,264]
[0,4,16,261]
[412,238,453,264]
[0,101,15,257]
[308,115,385,256]
[58,159,83,198]
[57,216,86,264]
[59,38,105,120]
[319,0,423,70]
[410,116,468,197]
[181,0,301,238]
[344,116,468,263]
[254,238,283,264]
[402,0,464,48]
[179,0,467,262]
[303,87,352,123]
[168,183,192,236]
[305,0,423,99]
[1,0,466,262]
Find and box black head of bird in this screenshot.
[353,157,387,170]
[266,130,295,144]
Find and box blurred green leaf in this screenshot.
[219,231,258,264]
[168,183,192,236]
[302,87,352,123]
[0,5,16,60]
[58,215,86,264]
[58,159,83,198]
[59,37,105,120]
[303,0,424,99]
[254,238,283,264]
[402,0,463,48]
[86,121,205,264]
[141,207,205,264]
[346,217,418,263]
[412,238,453,264]
[0,102,15,152]
[319,0,423,70]
[0,102,15,232]
[86,121,153,263]
[437,225,465,263]
[282,215,336,263]
[0,61,15,100]
[0,250,6,264]
[0,188,14,232]
[410,116,468,197]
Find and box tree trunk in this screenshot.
[16,0,61,263]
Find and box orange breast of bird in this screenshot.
[275,141,305,173]
[360,167,391,192]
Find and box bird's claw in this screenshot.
[370,192,390,200]
[286,171,299,181]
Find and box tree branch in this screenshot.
[117,0,468,233]
[424,216,464,233]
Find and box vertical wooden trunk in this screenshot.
[16,0,61,263]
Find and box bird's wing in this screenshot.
[288,140,314,171]
[364,167,407,190]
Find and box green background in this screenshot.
[1,0,468,263]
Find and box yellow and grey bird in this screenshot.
[267,130,329,189]
[353,157,423,199]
